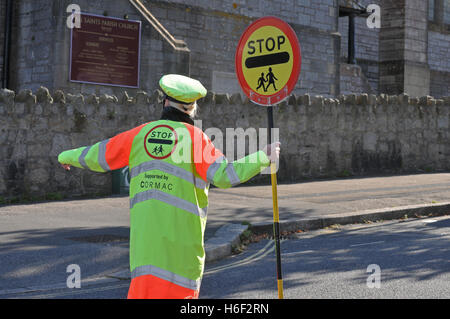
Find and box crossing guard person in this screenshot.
[58,74,281,299]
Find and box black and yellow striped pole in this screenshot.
[267,105,284,299]
[235,15,301,299]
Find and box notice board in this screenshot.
[70,13,141,88]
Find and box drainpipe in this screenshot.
[348,13,356,64]
[2,0,13,89]
[434,0,444,25]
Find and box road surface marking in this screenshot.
[204,240,275,275]
[350,241,385,247]
[282,250,315,257]
[423,219,438,223]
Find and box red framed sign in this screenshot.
[70,13,141,88]
[144,125,179,160]
[235,16,301,106]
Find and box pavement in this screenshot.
[205,172,450,261]
[0,173,449,295]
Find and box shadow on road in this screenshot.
[202,217,450,298]
[0,226,130,292]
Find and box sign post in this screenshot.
[235,16,301,299]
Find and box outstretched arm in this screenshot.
[58,123,147,172]
[188,125,280,189]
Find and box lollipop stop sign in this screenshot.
[235,16,301,106]
[235,16,302,299]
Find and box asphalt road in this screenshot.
[3,215,449,299]
[201,215,450,299]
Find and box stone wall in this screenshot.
[338,0,380,92]
[160,0,338,32]
[6,0,341,97]
[2,0,450,98]
[9,0,189,95]
[0,0,5,84]
[1,87,449,200]
[10,0,56,90]
[340,63,374,95]
[430,70,450,98]
[428,31,450,73]
[428,30,450,98]
[0,87,165,199]
[146,0,340,96]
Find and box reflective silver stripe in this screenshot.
[131,264,201,291]
[98,139,111,171]
[206,156,225,183]
[202,206,208,218]
[130,160,207,189]
[130,189,207,218]
[226,163,241,186]
[78,146,92,169]
[194,177,208,189]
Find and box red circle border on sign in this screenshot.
[144,125,179,160]
[235,16,302,106]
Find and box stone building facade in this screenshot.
[1,87,449,199]
[0,1,449,200]
[0,0,449,97]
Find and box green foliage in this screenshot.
[337,170,352,178]
[45,192,64,201]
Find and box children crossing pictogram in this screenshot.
[144,125,178,160]
[256,68,279,93]
[265,67,278,91]
[256,72,267,92]
[152,145,165,156]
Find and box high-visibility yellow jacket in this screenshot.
[58,119,270,299]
